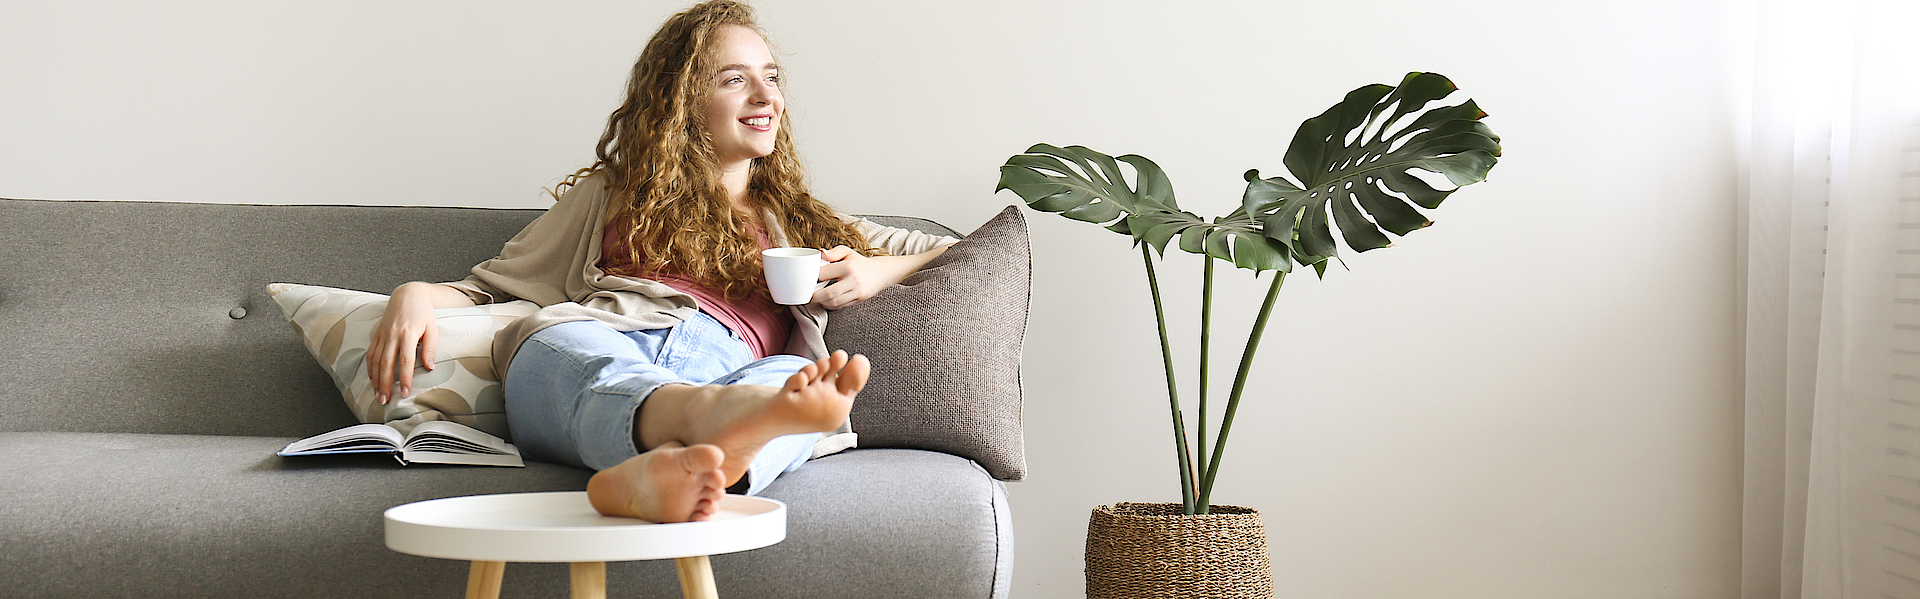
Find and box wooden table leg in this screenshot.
[466,561,506,599]
[674,555,719,599]
[570,562,607,599]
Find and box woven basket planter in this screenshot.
[1085,502,1273,599]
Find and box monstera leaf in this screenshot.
[1244,72,1501,267]
[995,144,1163,234]
[997,144,1293,271]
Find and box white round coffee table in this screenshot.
[385,491,785,599]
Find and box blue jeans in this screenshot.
[503,314,821,496]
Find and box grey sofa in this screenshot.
[0,197,1014,599]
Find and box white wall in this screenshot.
[0,1,1742,597]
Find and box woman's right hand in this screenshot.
[368,282,474,404]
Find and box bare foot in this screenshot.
[586,442,727,523]
[659,350,869,487]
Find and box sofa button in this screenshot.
[229,307,247,319]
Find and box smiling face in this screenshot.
[704,25,783,170]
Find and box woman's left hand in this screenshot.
[812,244,947,309]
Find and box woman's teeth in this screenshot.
[743,117,771,127]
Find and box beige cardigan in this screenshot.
[439,174,956,457]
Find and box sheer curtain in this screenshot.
[1738,0,1920,597]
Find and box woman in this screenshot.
[364,0,955,523]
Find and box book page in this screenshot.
[277,423,405,456]
[401,450,525,467]
[399,421,525,467]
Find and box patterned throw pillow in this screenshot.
[825,206,1031,481]
[266,283,537,439]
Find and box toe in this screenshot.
[784,366,816,395]
[839,354,870,395]
[681,443,725,472]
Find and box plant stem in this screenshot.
[1197,256,1214,489]
[1142,245,1197,514]
[1196,270,1286,514]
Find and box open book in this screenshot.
[278,421,524,467]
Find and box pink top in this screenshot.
[598,217,794,359]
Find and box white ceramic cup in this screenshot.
[762,247,824,305]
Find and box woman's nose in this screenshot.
[750,82,778,105]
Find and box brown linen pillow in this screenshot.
[826,206,1030,481]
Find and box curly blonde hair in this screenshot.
[559,0,873,301]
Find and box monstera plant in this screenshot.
[998,72,1501,515]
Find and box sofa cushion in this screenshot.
[826,206,1031,481]
[266,283,537,439]
[0,198,543,438]
[718,448,1013,598]
[0,431,591,598]
[0,433,1008,599]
